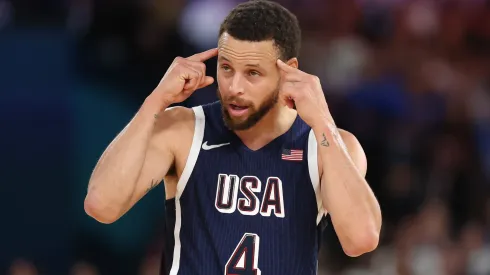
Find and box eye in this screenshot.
[249,70,260,77]
[221,64,232,72]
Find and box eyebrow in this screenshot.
[218,56,261,68]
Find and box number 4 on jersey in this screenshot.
[225,233,261,275]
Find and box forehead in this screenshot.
[218,33,278,65]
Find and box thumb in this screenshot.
[198,76,215,89]
[283,96,295,109]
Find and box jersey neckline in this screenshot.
[228,113,300,153]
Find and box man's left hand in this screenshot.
[277,59,332,129]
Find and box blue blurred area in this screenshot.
[0,29,164,274]
[0,29,74,273]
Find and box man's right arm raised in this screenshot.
[84,48,218,224]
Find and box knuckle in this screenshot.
[176,58,191,68]
[174,63,184,70]
[282,86,293,94]
[173,56,183,64]
[199,62,206,70]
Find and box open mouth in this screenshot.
[230,104,248,110]
[227,103,249,116]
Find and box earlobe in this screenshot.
[286,58,299,69]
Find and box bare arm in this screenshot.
[315,126,381,257]
[84,98,190,224]
[274,58,380,257]
[84,48,217,224]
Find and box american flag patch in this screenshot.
[281,149,303,161]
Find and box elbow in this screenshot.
[84,191,121,224]
[342,229,380,257]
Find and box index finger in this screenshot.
[187,48,218,62]
[276,59,298,73]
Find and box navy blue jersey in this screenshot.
[162,101,326,275]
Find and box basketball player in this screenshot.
[84,1,382,274]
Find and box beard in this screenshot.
[217,86,279,131]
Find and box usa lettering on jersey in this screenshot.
[214,174,285,218]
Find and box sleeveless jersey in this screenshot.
[162,101,327,275]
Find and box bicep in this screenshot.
[339,130,367,177]
[127,141,174,207]
[127,107,192,208]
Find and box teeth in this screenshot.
[231,105,246,110]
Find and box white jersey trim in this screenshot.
[307,129,325,225]
[169,105,206,275]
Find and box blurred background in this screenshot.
[1,0,490,274]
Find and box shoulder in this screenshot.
[152,106,196,150]
[154,106,195,132]
[158,106,195,126]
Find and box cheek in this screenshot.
[216,73,239,91]
[248,90,268,107]
[252,80,277,97]
[216,72,226,88]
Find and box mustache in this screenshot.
[223,97,252,106]
[217,89,253,106]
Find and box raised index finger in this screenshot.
[276,59,298,73]
[187,48,218,62]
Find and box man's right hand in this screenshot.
[152,48,218,108]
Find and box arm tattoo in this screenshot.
[146,179,160,193]
[320,133,330,147]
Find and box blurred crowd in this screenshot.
[3,0,490,274]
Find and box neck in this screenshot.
[234,105,297,150]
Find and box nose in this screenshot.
[229,74,245,96]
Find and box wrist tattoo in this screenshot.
[146,179,161,193]
[321,133,330,147]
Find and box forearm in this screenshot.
[313,124,381,255]
[85,97,164,222]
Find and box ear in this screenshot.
[286,58,298,69]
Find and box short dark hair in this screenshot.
[219,0,301,60]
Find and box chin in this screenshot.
[223,116,253,131]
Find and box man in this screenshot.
[84,1,382,274]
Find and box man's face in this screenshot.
[216,33,282,131]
